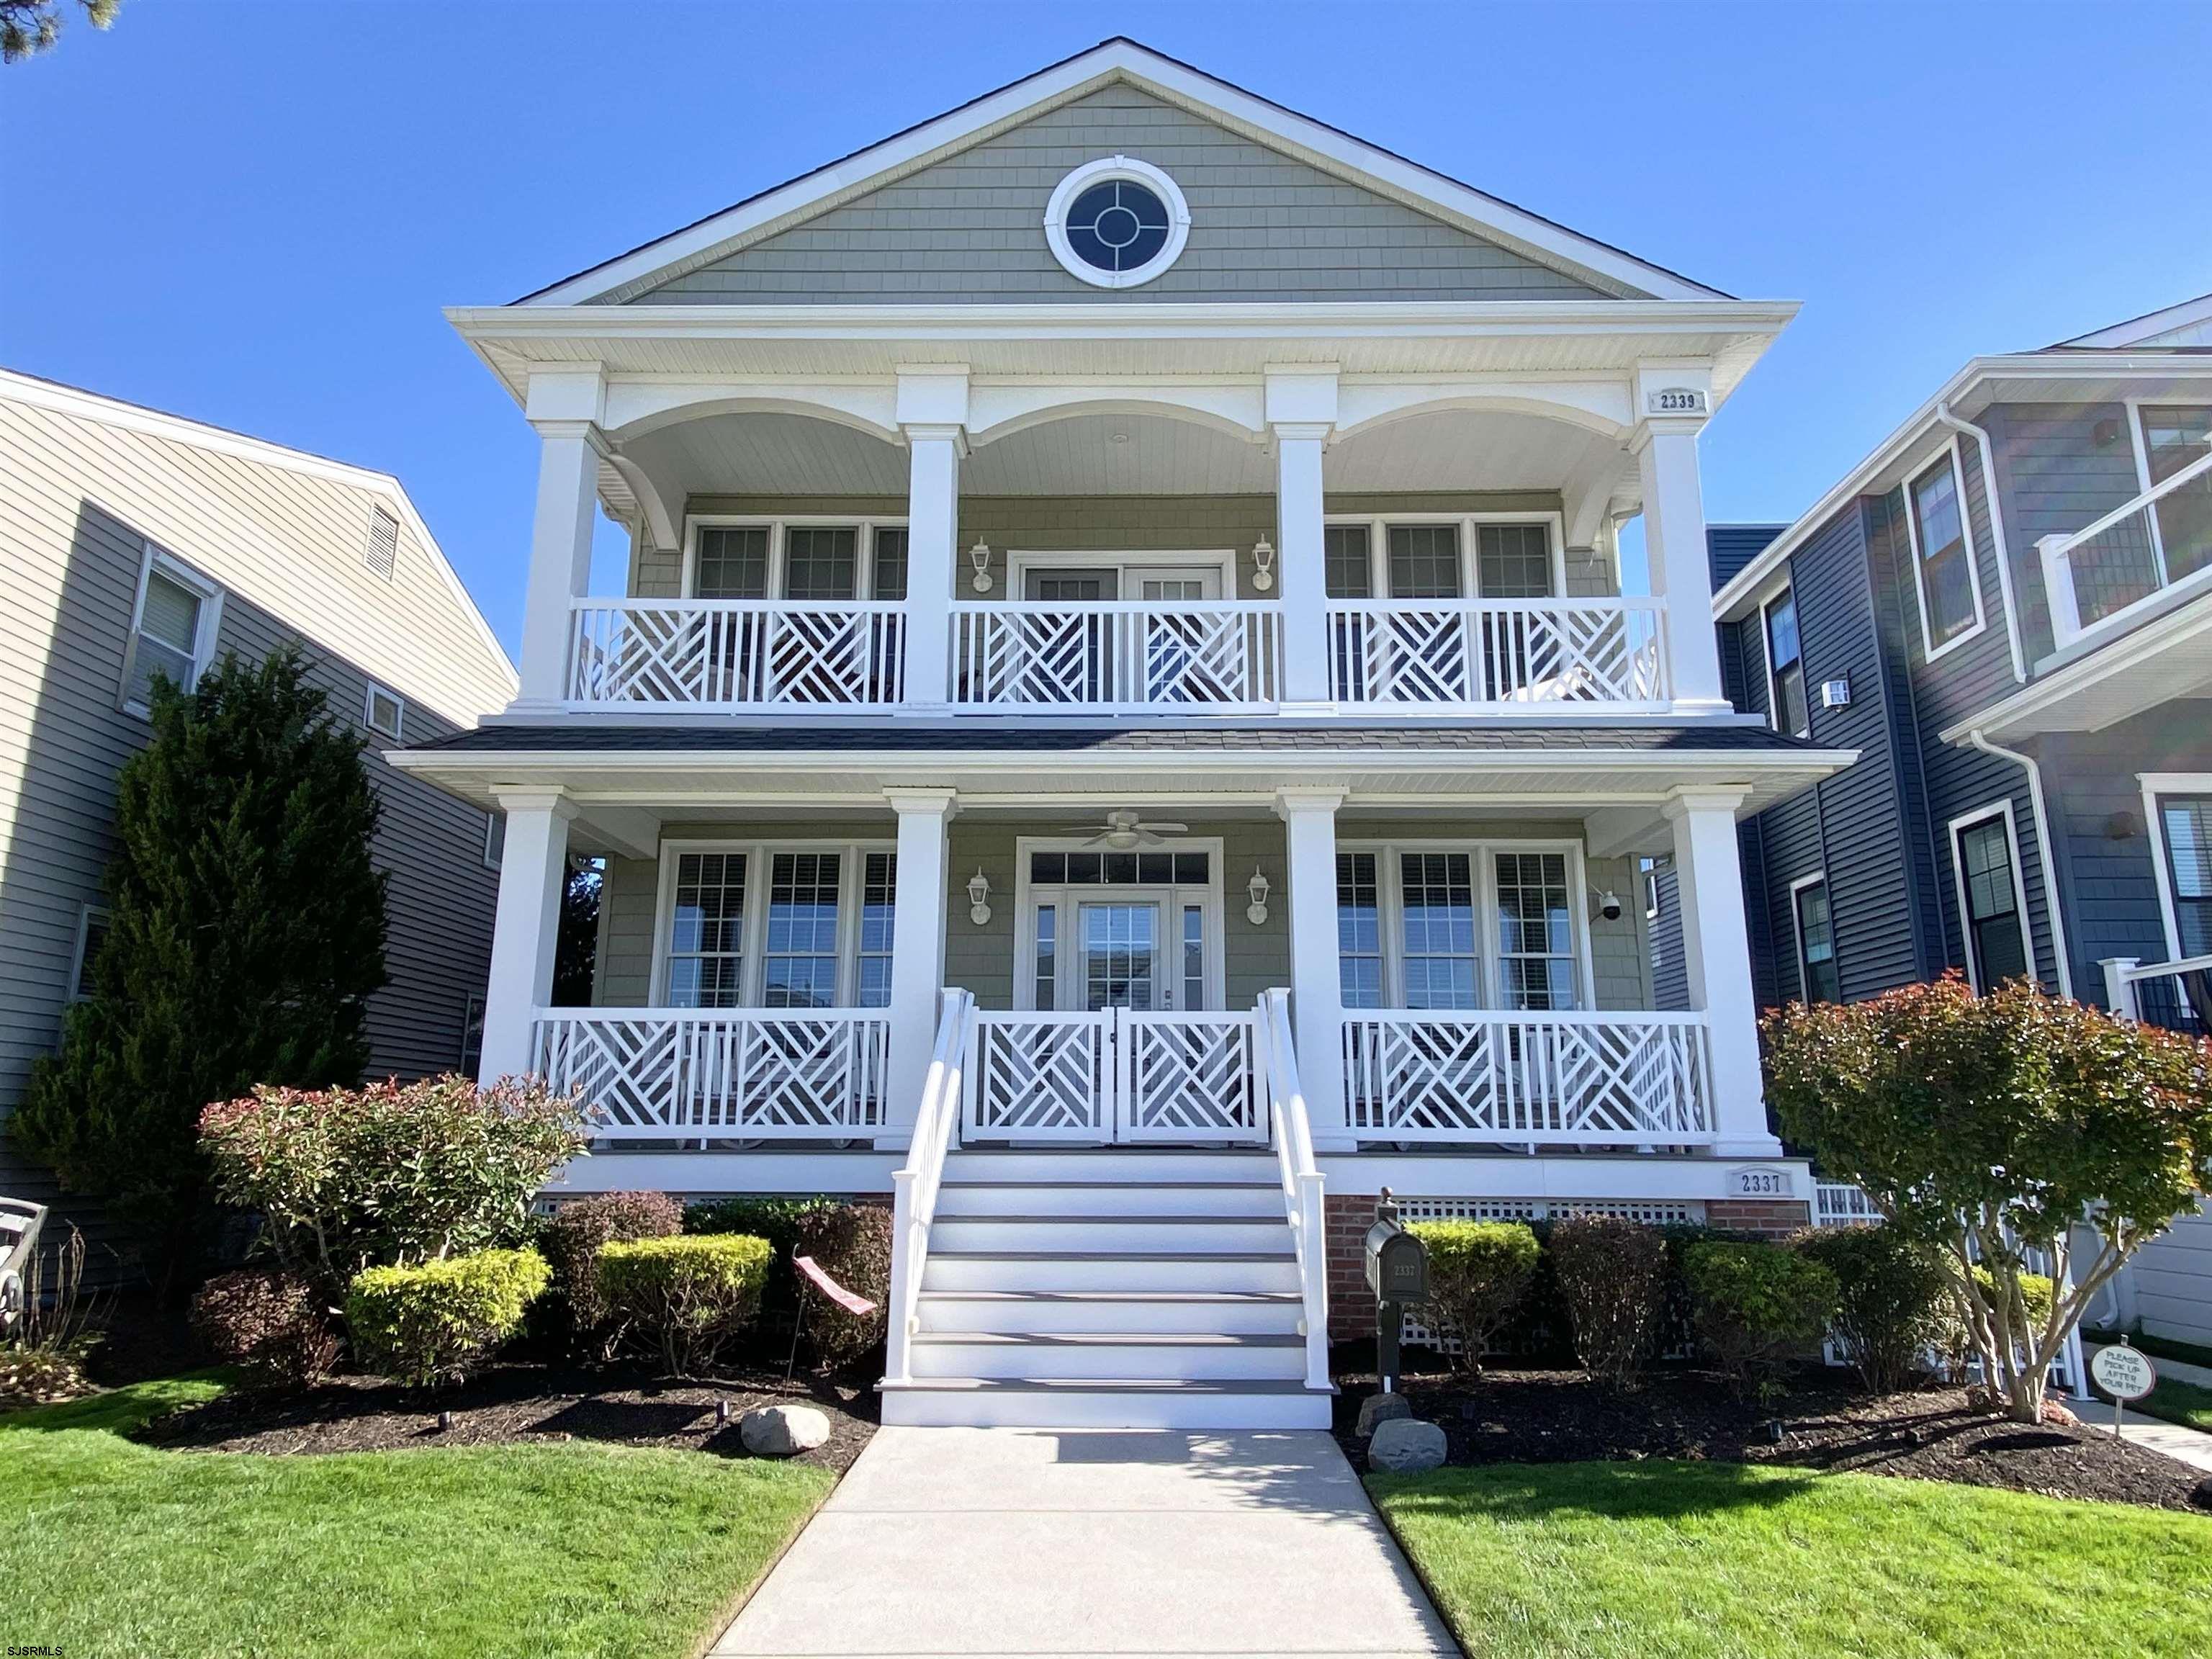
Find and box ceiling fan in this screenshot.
[1082,809,1189,849]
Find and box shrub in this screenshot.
[191,1267,340,1386]
[1795,1226,1950,1393]
[1408,1220,1539,1370]
[346,1247,549,1388]
[1548,1215,1668,1386]
[1936,1268,2059,1382]
[791,1204,893,1368]
[0,1226,102,1409]
[685,1196,840,1313]
[199,1075,586,1296]
[1681,1241,1839,1393]
[541,1191,683,1349]
[596,1234,770,1378]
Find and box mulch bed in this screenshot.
[1333,1356,2211,1514]
[137,1358,878,1473]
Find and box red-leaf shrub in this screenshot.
[541,1190,683,1349]
[1548,1215,1668,1386]
[191,1267,341,1386]
[791,1204,893,1368]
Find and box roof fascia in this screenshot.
[2056,291,2212,348]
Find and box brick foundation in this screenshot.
[1324,1193,1384,1341]
[1705,1199,1812,1236]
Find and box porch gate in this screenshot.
[961,1007,1264,1145]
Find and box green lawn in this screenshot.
[0,1375,835,1659]
[1371,1462,2211,1659]
[2130,1375,2212,1433]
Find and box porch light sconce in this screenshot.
[969,540,993,592]
[1246,866,1272,926]
[966,868,992,925]
[1251,537,1276,592]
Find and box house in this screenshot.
[0,369,519,1269]
[1704,292,2212,1349]
[390,38,1851,1426]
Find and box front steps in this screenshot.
[883,1148,1334,1429]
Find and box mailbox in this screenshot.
[1362,1190,1429,1395]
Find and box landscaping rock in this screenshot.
[740,1403,830,1457]
[1357,1393,1413,1437]
[2193,1475,2212,1514]
[1367,1416,1447,1473]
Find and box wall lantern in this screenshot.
[1251,537,1276,592]
[1246,866,1272,925]
[967,868,992,925]
[969,540,994,593]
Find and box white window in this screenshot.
[482,811,505,871]
[652,842,896,1009]
[685,518,909,601]
[459,994,485,1076]
[1763,588,1809,738]
[1639,855,1663,921]
[69,904,109,1002]
[1321,516,1566,601]
[1948,804,2031,992]
[1789,875,1840,1004]
[1903,447,1984,657]
[1043,156,1191,289]
[1332,843,1593,1012]
[122,547,220,715]
[363,508,399,582]
[364,682,405,741]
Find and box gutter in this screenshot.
[1964,728,2074,999]
[1932,401,2028,685]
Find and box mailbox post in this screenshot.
[1363,1188,1429,1394]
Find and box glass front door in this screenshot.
[1022,846,1216,1013]
[1075,900,1163,1010]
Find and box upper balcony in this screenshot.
[2037,440,2212,656]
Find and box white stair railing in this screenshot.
[1325,598,1668,708]
[1262,988,1330,1392]
[2036,446,2212,647]
[885,989,976,1388]
[567,599,907,709]
[2100,953,2212,1038]
[950,601,1282,710]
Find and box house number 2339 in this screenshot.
[1647,387,1707,415]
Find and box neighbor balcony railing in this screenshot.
[950,600,1282,711]
[2036,448,2212,649]
[2102,953,2212,1040]
[1325,597,1669,709]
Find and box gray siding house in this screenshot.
[1701,293,2212,1345]
[0,369,518,1264]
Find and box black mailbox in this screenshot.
[1363,1190,1429,1394]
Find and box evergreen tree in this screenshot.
[10,647,389,1277]
[1,0,118,63]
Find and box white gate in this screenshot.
[963,1007,1262,1145]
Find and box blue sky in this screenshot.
[6,1,2209,656]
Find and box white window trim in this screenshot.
[680,516,910,601]
[648,838,896,1008]
[1901,440,1988,663]
[482,810,505,872]
[1640,856,1662,922]
[1946,800,2034,992]
[1762,587,1808,737]
[1005,549,1240,598]
[364,681,405,741]
[120,543,223,717]
[1321,513,1570,599]
[1786,871,1833,1003]
[1043,155,1192,290]
[459,992,486,1074]
[1011,835,1227,1012]
[68,902,109,1004]
[2139,772,2212,963]
[1338,839,1596,1011]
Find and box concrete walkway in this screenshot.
[712,1427,1457,1658]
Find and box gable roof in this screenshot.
[2054,289,2212,349]
[519,37,1728,307]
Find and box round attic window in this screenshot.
[1044,156,1190,289]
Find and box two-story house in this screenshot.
[393,39,1850,1426]
[1708,292,2212,1348]
[0,369,519,1267]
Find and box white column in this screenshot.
[1664,788,1783,1158]
[516,369,608,711]
[1277,788,1352,1151]
[478,790,577,1083]
[880,788,957,1148]
[1631,367,1727,715]
[1267,369,1339,713]
[897,369,968,714]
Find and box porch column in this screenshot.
[881,787,958,1148]
[516,369,608,713]
[897,369,968,714]
[1663,788,1784,1158]
[478,788,577,1084]
[1630,366,1728,715]
[1277,787,1353,1151]
[1267,369,1339,713]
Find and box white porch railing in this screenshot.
[950,601,1282,711]
[1325,598,1668,709]
[1260,988,1331,1391]
[1341,1009,1714,1147]
[531,1007,892,1138]
[884,989,974,1388]
[2102,953,2212,1038]
[2036,447,2212,648]
[961,1006,1265,1144]
[567,600,907,709]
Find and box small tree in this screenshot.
[1763,975,2212,1423]
[10,649,388,1282]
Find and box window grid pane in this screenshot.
[1386,525,1463,599]
[1034,905,1056,1011]
[782,527,859,600]
[2162,798,2212,958]
[1794,881,1840,1004]
[1324,526,1373,598]
[1958,819,2028,989]
[763,851,842,1008]
[856,851,896,1008]
[1475,524,1552,598]
[870,528,909,600]
[1182,904,1205,1012]
[1495,851,1576,1010]
[696,526,769,599]
[668,853,746,1009]
[1079,903,1156,1011]
[1337,852,1384,1009]
[1401,852,1479,1009]
[1910,464,1976,644]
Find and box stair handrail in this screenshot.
[884,988,975,1388]
[1260,988,1330,1391]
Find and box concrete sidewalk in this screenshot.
[711,1426,1457,1658]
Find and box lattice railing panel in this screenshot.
[568,603,904,709]
[964,1015,1109,1141]
[1122,1013,1262,1141]
[953,603,1280,710]
[1328,599,1668,707]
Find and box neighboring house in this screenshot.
[0,369,518,1268]
[392,38,1849,1426]
[1703,292,2212,1349]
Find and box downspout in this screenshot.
[1933,403,2028,685]
[1964,728,2075,999]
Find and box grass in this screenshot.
[2128,1375,2212,1433]
[0,1374,835,1659]
[1370,1461,2211,1659]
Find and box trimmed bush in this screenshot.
[596,1234,770,1378]
[791,1204,893,1368]
[191,1267,341,1387]
[541,1191,683,1350]
[1408,1220,1539,1371]
[1682,1241,1839,1393]
[346,1248,549,1388]
[1795,1226,1950,1393]
[1548,1215,1668,1386]
[684,1196,840,1314]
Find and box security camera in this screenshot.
[1598,890,1623,923]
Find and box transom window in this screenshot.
[688,520,908,601]
[1334,845,1589,1012]
[1905,453,1983,654]
[124,547,220,715]
[1323,517,1562,599]
[656,842,896,1009]
[1791,877,1840,1003]
[1764,588,1809,738]
[1043,157,1191,289]
[1951,809,2029,992]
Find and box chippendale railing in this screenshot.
[531,1007,891,1138]
[568,600,906,709]
[961,1006,1265,1144]
[950,601,1282,711]
[1326,598,1668,708]
[1340,1009,1713,1147]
